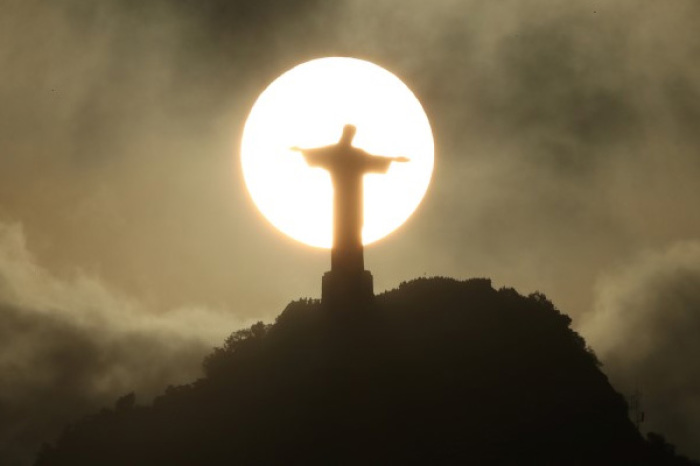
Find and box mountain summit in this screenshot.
[36,278,697,465]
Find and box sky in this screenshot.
[1,0,699,463]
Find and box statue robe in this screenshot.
[301,143,393,274]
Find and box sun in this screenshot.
[240,57,434,249]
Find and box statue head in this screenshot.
[340,124,357,146]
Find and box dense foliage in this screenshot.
[36,278,697,465]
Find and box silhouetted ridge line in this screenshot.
[35,278,698,465]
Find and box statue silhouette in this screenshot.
[292,124,408,306]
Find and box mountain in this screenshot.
[35,277,698,465]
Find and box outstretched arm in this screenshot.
[289,145,333,168]
[364,154,410,174]
[289,146,329,156]
[373,155,410,164]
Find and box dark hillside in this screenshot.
[35,278,697,465]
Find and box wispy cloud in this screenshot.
[580,241,700,457]
[0,222,251,465]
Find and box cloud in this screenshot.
[579,241,700,458]
[343,0,700,324]
[1,0,699,461]
[0,0,333,318]
[0,222,251,465]
[2,0,699,320]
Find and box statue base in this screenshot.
[322,269,374,308]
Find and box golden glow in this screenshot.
[241,57,434,248]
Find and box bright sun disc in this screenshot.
[241,57,434,249]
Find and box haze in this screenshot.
[1,0,699,463]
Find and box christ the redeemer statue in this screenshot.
[292,124,408,306]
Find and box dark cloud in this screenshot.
[581,242,700,458]
[0,222,249,465]
[0,301,208,466]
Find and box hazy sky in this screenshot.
[1,0,699,463]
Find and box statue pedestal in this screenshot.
[322,269,374,308]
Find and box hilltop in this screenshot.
[36,278,697,465]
